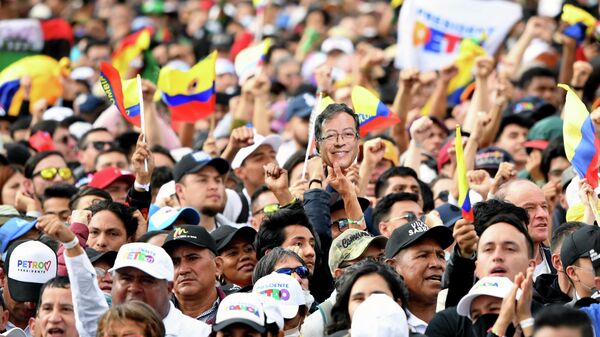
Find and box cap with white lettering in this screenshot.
[384,220,453,259]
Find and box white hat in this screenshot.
[1,328,27,337]
[231,134,283,169]
[321,37,354,55]
[456,277,517,319]
[109,243,174,281]
[148,206,200,231]
[43,107,74,122]
[70,67,95,81]
[213,293,268,333]
[253,272,306,319]
[216,58,236,76]
[351,294,408,337]
[69,121,93,140]
[155,181,176,201]
[7,241,57,302]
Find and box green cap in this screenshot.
[328,229,387,275]
[528,116,563,141]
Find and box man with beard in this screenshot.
[173,151,231,232]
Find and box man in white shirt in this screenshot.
[36,213,211,337]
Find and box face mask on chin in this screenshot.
[471,313,516,337]
[284,326,301,337]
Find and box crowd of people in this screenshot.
[3,0,600,336]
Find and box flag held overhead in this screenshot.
[351,86,399,137]
[99,62,141,127]
[455,126,474,221]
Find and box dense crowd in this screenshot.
[3,0,600,337]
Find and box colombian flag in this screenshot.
[562,4,597,43]
[112,28,152,76]
[99,62,141,127]
[560,84,600,189]
[0,79,20,116]
[234,39,271,84]
[157,51,217,122]
[351,86,400,137]
[447,37,486,106]
[455,126,474,221]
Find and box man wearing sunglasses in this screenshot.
[21,151,74,214]
[76,128,116,178]
[373,192,424,238]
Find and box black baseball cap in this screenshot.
[385,220,454,258]
[210,226,257,253]
[173,151,230,182]
[85,248,117,266]
[561,225,600,267]
[329,192,370,213]
[162,225,218,255]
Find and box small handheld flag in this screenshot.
[112,28,152,76]
[351,86,400,137]
[99,62,141,127]
[561,4,597,43]
[234,39,271,84]
[455,126,474,221]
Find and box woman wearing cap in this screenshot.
[211,225,258,289]
[96,300,165,337]
[211,293,283,337]
[326,260,409,336]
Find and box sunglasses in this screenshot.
[331,218,351,232]
[275,266,310,279]
[384,212,425,223]
[86,141,117,151]
[436,190,449,203]
[254,203,280,216]
[33,167,72,181]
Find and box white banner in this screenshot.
[395,0,522,71]
[0,19,44,52]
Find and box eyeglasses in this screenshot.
[33,167,72,181]
[331,218,351,232]
[85,141,117,151]
[95,267,110,278]
[318,130,359,144]
[254,203,280,216]
[436,191,449,203]
[384,212,424,223]
[275,266,310,279]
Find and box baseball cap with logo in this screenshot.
[109,243,174,281]
[231,134,283,170]
[561,225,600,267]
[0,218,38,253]
[457,277,517,319]
[328,229,387,274]
[88,167,135,190]
[213,293,268,333]
[384,220,453,259]
[173,151,230,182]
[253,273,306,319]
[6,240,57,302]
[475,147,514,174]
[148,207,200,231]
[504,96,556,123]
[162,225,218,255]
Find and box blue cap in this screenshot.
[434,204,462,228]
[148,207,200,231]
[0,218,38,253]
[286,93,315,121]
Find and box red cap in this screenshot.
[437,139,454,173]
[89,167,135,190]
[523,139,549,151]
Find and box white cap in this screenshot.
[7,241,57,302]
[70,67,95,81]
[321,37,354,55]
[213,293,268,333]
[253,272,306,319]
[351,294,408,337]
[231,134,283,169]
[148,206,200,231]
[109,243,174,281]
[43,107,74,122]
[29,3,51,19]
[216,58,236,76]
[1,328,27,337]
[456,277,518,319]
[155,181,176,201]
[69,121,93,140]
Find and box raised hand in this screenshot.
[453,219,478,257]
[327,164,355,197]
[264,162,289,193]
[37,214,76,243]
[467,170,492,198]
[362,138,387,170]
[229,126,255,150]
[131,133,155,186]
[491,162,516,194]
[474,56,495,79]
[409,116,433,148]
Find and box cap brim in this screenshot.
[3,328,27,337]
[89,250,118,266]
[162,238,217,256]
[523,140,549,150]
[189,158,230,176]
[280,304,300,319]
[216,227,257,252]
[331,196,370,212]
[7,278,42,302]
[385,226,454,258]
[212,318,266,333]
[176,208,201,225]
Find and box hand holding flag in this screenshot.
[455,126,474,221]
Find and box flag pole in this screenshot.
[301,92,323,179]
[137,74,148,172]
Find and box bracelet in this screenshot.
[62,237,79,250]
[348,215,365,225]
[520,317,534,329]
[282,197,298,208]
[134,181,150,192]
[308,179,322,188]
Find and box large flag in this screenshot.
[99,62,141,127]
[447,38,486,105]
[561,4,597,43]
[559,84,600,189]
[395,0,521,71]
[157,51,217,122]
[351,86,400,137]
[455,126,474,221]
[112,28,152,76]
[234,39,271,84]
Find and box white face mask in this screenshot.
[284,326,301,337]
[303,289,314,309]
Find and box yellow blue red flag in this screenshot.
[351,86,400,137]
[157,51,217,122]
[99,62,141,127]
[455,126,474,221]
[112,28,152,77]
[235,39,271,84]
[562,4,597,43]
[447,37,486,105]
[559,84,600,189]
